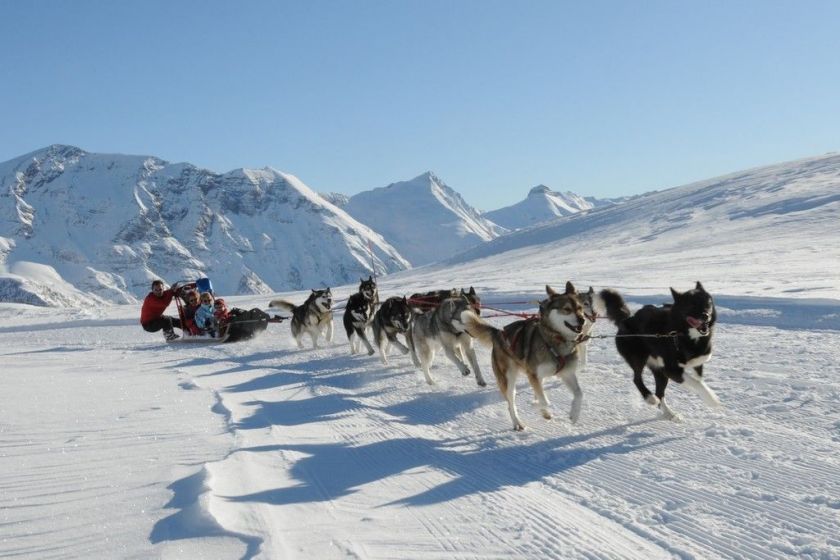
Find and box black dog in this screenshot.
[599,282,721,421]
[371,296,413,364]
[342,276,378,355]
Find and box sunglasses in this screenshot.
[214,302,224,308]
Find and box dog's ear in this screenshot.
[402,296,407,303]
[468,286,476,295]
[545,285,557,296]
[565,281,577,295]
[588,286,594,295]
[670,287,681,301]
[368,275,373,282]
[695,281,705,292]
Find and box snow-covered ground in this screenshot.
[2,274,838,558]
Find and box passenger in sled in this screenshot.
[194,292,228,338]
[181,288,202,335]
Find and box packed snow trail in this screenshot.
[1,300,838,559]
[174,318,839,559]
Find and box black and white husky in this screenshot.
[599,282,721,421]
[269,288,334,349]
[409,294,487,387]
[371,296,412,364]
[342,277,378,355]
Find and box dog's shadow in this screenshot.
[220,420,674,507]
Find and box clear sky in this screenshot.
[2,0,839,210]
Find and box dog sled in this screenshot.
[169,279,282,344]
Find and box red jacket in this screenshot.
[140,289,175,325]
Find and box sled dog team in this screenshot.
[270,277,721,431]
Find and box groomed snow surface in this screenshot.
[2,284,838,559]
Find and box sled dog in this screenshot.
[342,277,378,355]
[465,282,586,431]
[371,296,413,364]
[409,294,487,387]
[408,287,480,315]
[408,288,458,315]
[269,288,334,349]
[599,282,720,421]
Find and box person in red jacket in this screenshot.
[140,279,183,341]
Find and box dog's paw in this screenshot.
[461,367,471,377]
[367,349,375,356]
[645,394,660,406]
[662,411,684,423]
[542,410,553,420]
[477,379,487,388]
[513,423,526,431]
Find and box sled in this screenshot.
[170,279,278,344]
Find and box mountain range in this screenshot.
[2,144,838,306]
[0,145,409,304]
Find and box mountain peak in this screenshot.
[410,171,441,185]
[528,184,552,196]
[343,173,505,266]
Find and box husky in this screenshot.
[371,296,413,364]
[408,287,480,315]
[408,288,458,315]
[342,277,378,356]
[269,288,334,349]
[407,287,481,366]
[599,282,720,421]
[408,294,487,387]
[465,282,586,431]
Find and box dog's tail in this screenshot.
[462,310,507,350]
[268,299,296,313]
[597,289,631,327]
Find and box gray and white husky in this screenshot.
[409,294,487,387]
[465,283,586,431]
[269,288,334,349]
[371,296,412,364]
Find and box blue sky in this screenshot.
[2,0,839,210]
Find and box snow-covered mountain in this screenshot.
[483,185,621,230]
[0,145,409,303]
[320,192,349,207]
[342,172,507,266]
[402,153,840,300]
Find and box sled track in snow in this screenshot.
[174,321,839,559]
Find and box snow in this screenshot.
[2,153,840,559]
